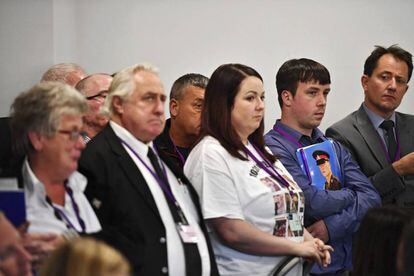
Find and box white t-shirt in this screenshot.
[23,159,101,234]
[184,136,305,276]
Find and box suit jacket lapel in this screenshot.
[103,125,161,219]
[396,112,413,156]
[354,105,389,168]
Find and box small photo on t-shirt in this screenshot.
[288,214,304,237]
[285,193,291,213]
[299,192,305,208]
[260,176,281,192]
[280,172,300,190]
[273,218,287,237]
[291,193,299,213]
[273,194,285,215]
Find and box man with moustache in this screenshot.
[78,64,218,276]
[154,73,208,169]
[75,73,113,142]
[264,58,380,275]
[327,45,414,208]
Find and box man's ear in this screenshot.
[28,131,44,151]
[403,84,409,95]
[112,96,124,115]
[361,75,369,93]
[170,99,179,118]
[281,90,293,107]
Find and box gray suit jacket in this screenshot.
[326,104,414,207]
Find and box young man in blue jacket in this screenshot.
[265,58,380,275]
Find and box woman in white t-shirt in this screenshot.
[184,64,332,276]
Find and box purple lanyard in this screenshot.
[243,144,293,193]
[46,185,86,233]
[273,126,303,148]
[119,138,188,224]
[172,143,186,167]
[378,128,401,163]
[273,125,313,181]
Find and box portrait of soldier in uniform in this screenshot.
[312,150,342,190]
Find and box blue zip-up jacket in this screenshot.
[265,120,381,275]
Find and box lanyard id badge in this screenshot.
[177,223,199,243]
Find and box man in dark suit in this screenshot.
[78,64,218,276]
[327,45,414,207]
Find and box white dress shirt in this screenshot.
[110,121,210,276]
[22,159,101,234]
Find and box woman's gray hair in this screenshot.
[10,81,88,155]
[103,63,158,116]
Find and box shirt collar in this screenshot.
[22,158,86,196]
[22,158,46,197]
[110,121,154,157]
[275,120,324,143]
[363,103,396,131]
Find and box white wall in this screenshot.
[1,0,413,132]
[0,0,54,115]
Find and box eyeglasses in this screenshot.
[86,90,108,101]
[57,129,88,142]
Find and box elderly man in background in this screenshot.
[75,73,113,142]
[1,63,87,177]
[154,73,208,169]
[41,63,86,87]
[78,64,218,276]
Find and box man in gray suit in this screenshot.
[326,45,414,207]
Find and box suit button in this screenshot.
[159,237,166,243]
[161,267,168,274]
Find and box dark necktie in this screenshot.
[380,120,397,161]
[147,146,202,276]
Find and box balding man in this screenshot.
[41,63,86,87]
[1,63,87,177]
[76,73,113,142]
[78,64,218,276]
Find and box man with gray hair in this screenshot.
[41,63,87,87]
[75,73,113,142]
[78,64,218,276]
[154,73,208,169]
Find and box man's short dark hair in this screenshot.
[276,58,331,108]
[170,73,209,100]
[363,45,413,82]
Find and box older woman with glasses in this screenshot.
[184,64,332,276]
[10,82,101,237]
